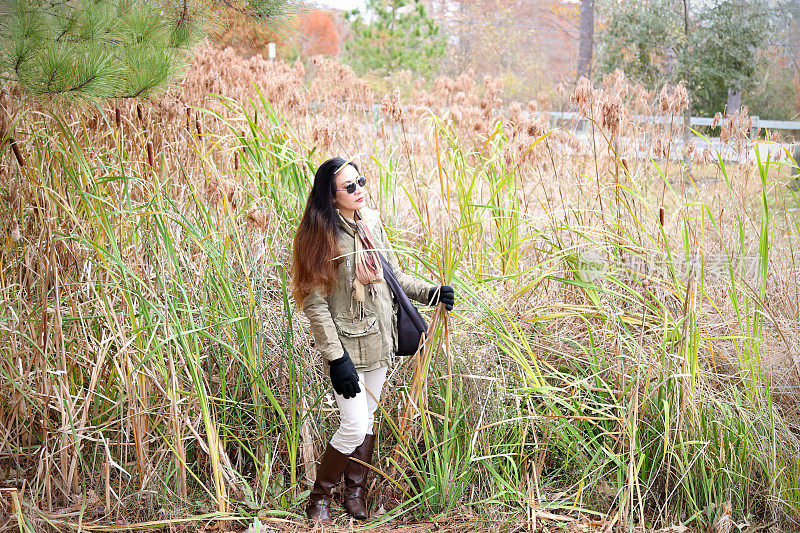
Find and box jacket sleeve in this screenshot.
[301,287,345,362]
[377,223,435,305]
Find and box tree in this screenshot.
[598,0,686,88]
[576,0,595,80]
[690,0,771,115]
[597,0,775,116]
[300,11,340,57]
[343,0,445,77]
[0,0,300,102]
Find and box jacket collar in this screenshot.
[336,207,379,237]
[337,209,356,237]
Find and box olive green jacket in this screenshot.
[302,208,434,372]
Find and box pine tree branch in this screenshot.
[14,54,24,78]
[118,86,150,99]
[1,0,298,102]
[46,74,99,95]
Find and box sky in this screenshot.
[314,0,367,12]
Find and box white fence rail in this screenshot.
[546,111,800,135]
[361,103,800,133]
[543,111,798,163]
[362,103,799,162]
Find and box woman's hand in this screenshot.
[328,352,361,399]
[428,285,455,311]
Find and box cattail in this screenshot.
[146,141,154,168]
[136,103,144,124]
[719,106,752,148]
[521,117,546,138]
[114,106,121,128]
[670,82,689,114]
[227,183,241,210]
[311,117,335,151]
[659,206,665,227]
[234,150,239,171]
[9,138,25,167]
[11,217,21,242]
[570,77,595,117]
[503,144,515,167]
[186,107,192,132]
[600,94,623,137]
[206,176,221,205]
[656,82,689,114]
[720,117,732,145]
[195,113,203,136]
[380,90,404,124]
[658,86,671,113]
[652,136,665,159]
[620,157,629,172]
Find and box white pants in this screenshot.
[329,365,388,455]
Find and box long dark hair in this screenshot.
[292,157,359,306]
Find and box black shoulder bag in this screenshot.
[379,254,428,356]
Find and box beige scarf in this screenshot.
[339,211,384,316]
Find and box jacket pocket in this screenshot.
[333,309,379,338]
[334,309,381,368]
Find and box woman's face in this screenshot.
[333,164,366,218]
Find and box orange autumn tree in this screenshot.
[300,11,340,57]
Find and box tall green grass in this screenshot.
[1,96,799,532]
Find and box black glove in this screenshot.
[328,352,361,399]
[428,285,455,311]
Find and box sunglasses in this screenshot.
[337,175,367,195]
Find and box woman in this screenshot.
[292,157,454,524]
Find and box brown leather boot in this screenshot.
[343,434,375,520]
[306,443,349,525]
